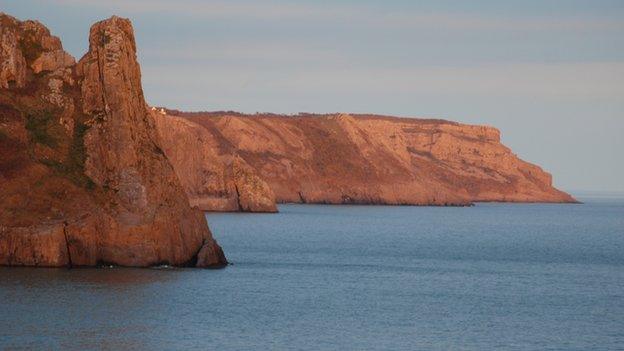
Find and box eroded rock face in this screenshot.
[0,13,226,267]
[230,156,278,212]
[0,15,75,89]
[31,50,75,74]
[0,14,27,89]
[152,112,277,212]
[164,111,576,206]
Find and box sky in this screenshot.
[2,0,623,193]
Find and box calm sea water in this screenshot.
[1,198,623,350]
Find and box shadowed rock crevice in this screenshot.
[298,191,307,204]
[234,183,243,211]
[62,221,72,268]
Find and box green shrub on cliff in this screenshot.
[25,110,58,147]
[19,36,43,63]
[68,121,95,189]
[41,120,94,190]
[25,109,95,189]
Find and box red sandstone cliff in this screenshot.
[152,111,277,212]
[0,14,226,267]
[159,110,576,207]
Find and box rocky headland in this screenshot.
[0,14,226,267]
[157,110,576,209]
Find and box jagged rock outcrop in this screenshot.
[230,156,278,211]
[152,111,277,212]
[0,13,226,267]
[162,110,576,207]
[1,15,27,88]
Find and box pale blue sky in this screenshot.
[2,0,623,192]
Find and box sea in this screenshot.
[1,196,623,350]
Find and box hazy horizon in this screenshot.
[2,0,622,193]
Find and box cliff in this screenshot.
[0,14,226,267]
[152,111,277,212]
[158,110,576,207]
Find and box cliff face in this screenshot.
[152,112,277,212]
[0,14,226,267]
[161,111,575,207]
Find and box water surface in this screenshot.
[1,199,623,350]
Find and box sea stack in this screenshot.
[0,14,227,267]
